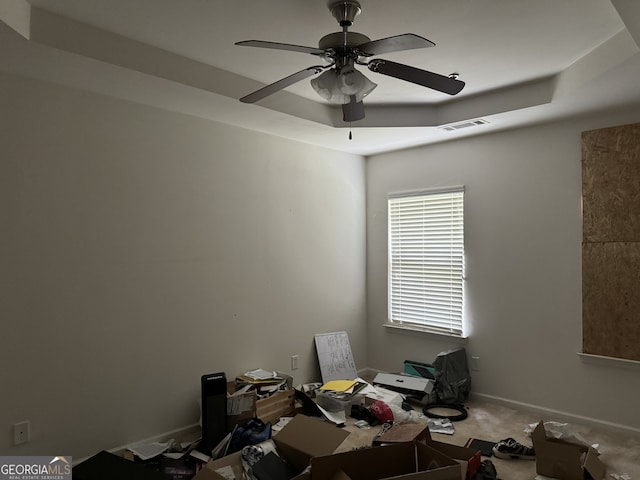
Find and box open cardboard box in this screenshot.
[309,441,461,480]
[372,423,481,480]
[257,388,296,424]
[226,379,296,431]
[531,420,606,480]
[372,423,431,446]
[193,414,350,480]
[425,432,481,480]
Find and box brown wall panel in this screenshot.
[582,122,640,361]
[582,242,640,361]
[582,123,640,243]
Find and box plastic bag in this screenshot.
[369,400,426,424]
[524,421,599,452]
[388,404,427,424]
[433,347,471,405]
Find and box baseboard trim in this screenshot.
[73,423,201,466]
[471,392,640,438]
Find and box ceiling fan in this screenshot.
[235,0,465,122]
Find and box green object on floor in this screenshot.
[403,359,435,379]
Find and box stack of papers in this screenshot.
[236,370,290,391]
[243,369,278,381]
[237,370,283,385]
[233,369,293,399]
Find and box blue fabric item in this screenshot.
[228,418,272,454]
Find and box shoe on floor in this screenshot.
[492,438,535,460]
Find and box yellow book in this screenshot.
[320,379,357,392]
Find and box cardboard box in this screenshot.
[372,423,431,446]
[193,414,350,480]
[226,382,296,431]
[256,388,296,424]
[194,451,244,480]
[310,442,460,480]
[531,420,606,480]
[425,437,481,480]
[73,451,171,480]
[372,423,481,480]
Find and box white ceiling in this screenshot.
[2,0,640,155]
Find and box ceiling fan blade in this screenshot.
[235,40,326,56]
[367,59,465,95]
[342,96,365,122]
[357,33,435,56]
[240,66,325,103]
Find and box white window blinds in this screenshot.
[388,188,464,336]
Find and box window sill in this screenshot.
[383,323,468,345]
[577,352,640,371]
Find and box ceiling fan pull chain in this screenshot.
[349,123,353,140]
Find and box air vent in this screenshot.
[441,119,489,131]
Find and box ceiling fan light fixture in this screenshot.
[337,66,377,99]
[311,67,376,104]
[311,69,339,102]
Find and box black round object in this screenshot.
[422,403,468,421]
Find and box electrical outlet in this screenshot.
[13,421,30,445]
[471,356,480,372]
[291,355,299,370]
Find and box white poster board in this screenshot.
[314,331,357,383]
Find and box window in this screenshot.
[388,187,464,336]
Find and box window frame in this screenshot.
[386,186,465,338]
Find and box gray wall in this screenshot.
[0,72,367,457]
[366,108,640,431]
